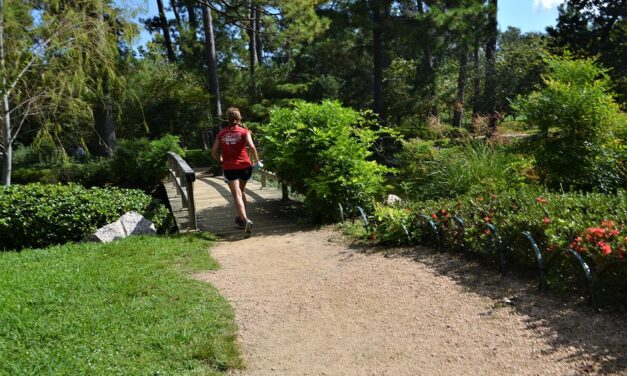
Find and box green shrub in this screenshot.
[261,101,394,222]
[371,203,415,246]
[12,160,113,187]
[513,55,624,192]
[110,134,184,191]
[398,140,528,200]
[0,183,170,251]
[184,148,217,169]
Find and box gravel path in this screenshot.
[197,227,627,375]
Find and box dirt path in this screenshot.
[197,227,627,375]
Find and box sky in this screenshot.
[119,0,566,47]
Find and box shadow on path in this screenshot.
[348,240,627,375]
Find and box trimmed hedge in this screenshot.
[0,183,170,251]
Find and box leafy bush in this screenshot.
[110,134,184,191]
[0,183,170,251]
[398,140,528,200]
[371,203,415,246]
[12,160,113,187]
[261,101,394,222]
[513,55,624,192]
[184,148,218,170]
[118,59,211,148]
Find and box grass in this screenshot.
[0,235,242,375]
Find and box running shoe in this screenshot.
[244,219,253,238]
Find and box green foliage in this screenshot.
[262,101,394,222]
[365,186,627,303]
[11,161,112,187]
[110,135,184,190]
[547,0,627,102]
[398,140,528,200]
[371,204,414,246]
[513,55,624,192]
[0,184,169,250]
[496,27,547,115]
[0,235,242,374]
[118,60,212,148]
[184,149,214,168]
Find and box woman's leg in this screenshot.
[227,179,248,221]
[239,179,248,209]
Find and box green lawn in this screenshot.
[0,235,242,375]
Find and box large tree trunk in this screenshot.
[416,0,439,121]
[453,44,468,128]
[92,0,116,157]
[472,38,481,118]
[254,4,263,65]
[484,0,498,133]
[170,0,182,27]
[248,1,258,103]
[93,98,116,157]
[201,2,222,148]
[0,0,11,185]
[185,0,197,39]
[157,0,176,62]
[371,0,387,122]
[0,92,10,186]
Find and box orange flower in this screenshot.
[601,219,616,229]
[535,197,547,204]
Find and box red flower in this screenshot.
[431,213,438,220]
[586,227,606,239]
[597,241,612,255]
[543,217,551,225]
[546,244,557,252]
[484,216,491,223]
[609,229,620,237]
[535,197,547,204]
[483,229,491,235]
[441,209,448,216]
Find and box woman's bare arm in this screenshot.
[245,132,260,162]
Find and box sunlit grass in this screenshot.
[0,235,242,375]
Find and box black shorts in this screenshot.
[223,167,253,182]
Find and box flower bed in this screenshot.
[364,187,627,305]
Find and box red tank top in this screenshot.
[218,125,252,170]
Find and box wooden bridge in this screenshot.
[163,152,305,239]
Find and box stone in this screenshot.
[87,211,156,243]
[119,211,157,236]
[385,194,402,205]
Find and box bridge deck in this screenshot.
[165,169,306,239]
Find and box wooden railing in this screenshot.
[167,152,197,230]
[257,168,289,201]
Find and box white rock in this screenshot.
[385,194,402,205]
[119,211,157,236]
[87,211,156,243]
